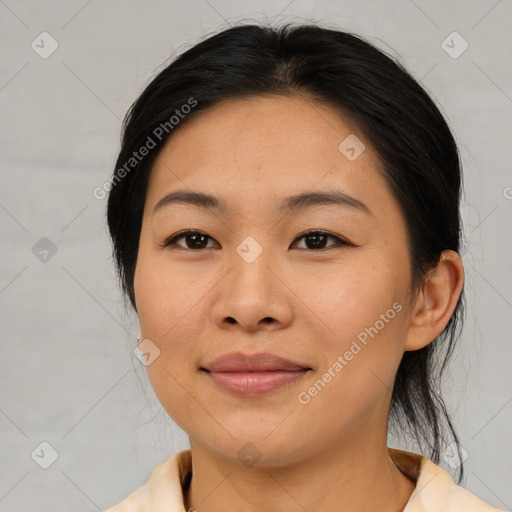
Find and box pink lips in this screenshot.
[200,352,312,397]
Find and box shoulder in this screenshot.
[103,484,145,512]
[103,450,192,512]
[392,449,505,512]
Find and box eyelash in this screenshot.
[161,229,353,251]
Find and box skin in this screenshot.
[133,94,464,512]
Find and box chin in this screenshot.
[191,429,316,469]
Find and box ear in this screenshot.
[404,250,464,351]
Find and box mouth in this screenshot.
[199,352,312,397]
[200,368,312,397]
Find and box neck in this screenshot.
[183,435,415,512]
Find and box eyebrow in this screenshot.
[153,189,373,216]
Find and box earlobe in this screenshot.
[404,250,464,352]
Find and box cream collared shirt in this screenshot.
[104,448,504,511]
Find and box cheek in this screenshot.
[305,258,409,396]
[308,256,407,342]
[134,250,206,341]
[296,294,407,438]
[133,260,195,418]
[135,256,202,424]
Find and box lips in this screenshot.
[201,352,312,373]
[200,352,312,397]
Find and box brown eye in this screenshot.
[292,230,351,250]
[163,230,218,250]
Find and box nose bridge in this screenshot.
[211,233,293,330]
[235,234,266,266]
[230,234,275,294]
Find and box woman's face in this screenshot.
[134,95,416,466]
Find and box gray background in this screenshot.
[0,1,511,511]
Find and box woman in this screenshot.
[104,22,503,512]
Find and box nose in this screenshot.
[210,247,294,332]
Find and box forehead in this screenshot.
[145,95,395,221]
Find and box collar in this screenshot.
[109,447,501,511]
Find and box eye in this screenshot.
[162,230,218,250]
[291,230,351,250]
[162,229,352,251]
